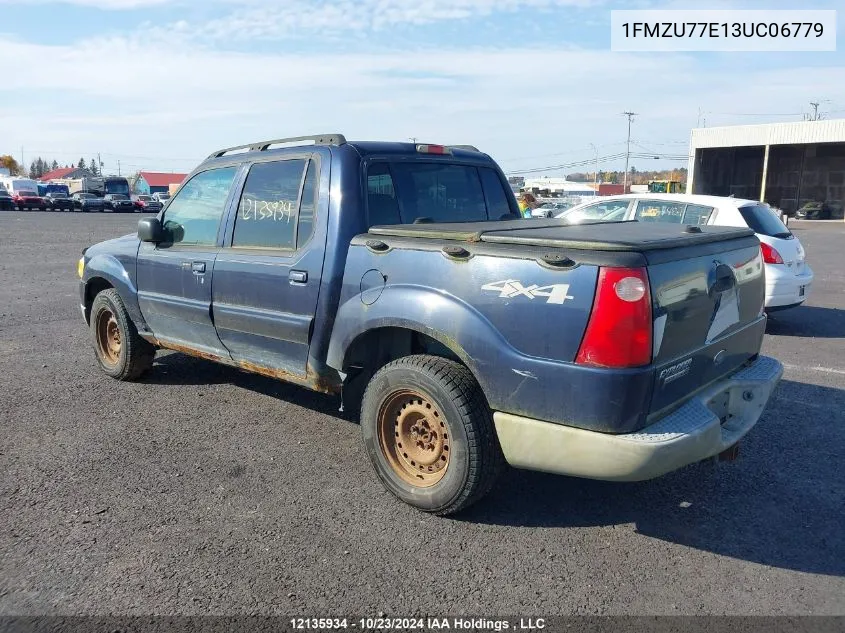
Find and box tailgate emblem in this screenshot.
[481,279,574,305]
[659,358,693,384]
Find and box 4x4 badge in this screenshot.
[481,279,574,305]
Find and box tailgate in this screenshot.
[648,237,766,417]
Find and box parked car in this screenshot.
[557,193,813,311]
[131,194,163,213]
[0,186,13,211]
[78,134,782,515]
[72,192,106,213]
[44,191,75,211]
[795,200,833,220]
[152,192,171,206]
[103,193,136,213]
[0,177,45,210]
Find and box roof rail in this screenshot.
[207,134,347,160]
[447,144,481,152]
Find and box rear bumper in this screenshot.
[765,264,813,308]
[493,355,783,482]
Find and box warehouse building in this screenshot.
[135,171,187,195]
[687,119,845,220]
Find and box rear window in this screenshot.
[366,161,508,226]
[739,204,791,237]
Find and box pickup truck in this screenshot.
[78,134,783,515]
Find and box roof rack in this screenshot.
[447,144,481,152]
[207,134,347,160]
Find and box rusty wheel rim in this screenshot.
[377,389,450,487]
[95,307,121,366]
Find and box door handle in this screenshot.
[289,270,308,284]
[191,261,206,274]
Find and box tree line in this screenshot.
[566,167,688,185]
[27,156,102,179]
[0,154,102,178]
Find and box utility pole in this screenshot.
[623,111,637,193]
[98,153,102,176]
[809,101,820,121]
[20,146,24,173]
[117,160,121,176]
[589,143,599,187]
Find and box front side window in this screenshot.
[232,159,308,249]
[562,199,630,221]
[162,166,237,246]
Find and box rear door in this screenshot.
[136,165,239,357]
[211,155,327,378]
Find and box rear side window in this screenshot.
[233,159,307,249]
[682,204,714,226]
[739,204,791,237]
[634,200,685,223]
[390,162,488,223]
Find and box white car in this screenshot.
[556,193,813,311]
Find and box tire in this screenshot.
[360,355,504,515]
[90,288,155,380]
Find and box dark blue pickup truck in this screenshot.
[78,134,783,515]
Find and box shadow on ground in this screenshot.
[463,378,844,577]
[137,353,845,577]
[766,306,845,338]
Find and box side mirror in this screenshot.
[138,217,163,243]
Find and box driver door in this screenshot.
[136,166,240,357]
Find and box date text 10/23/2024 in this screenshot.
[290,617,547,630]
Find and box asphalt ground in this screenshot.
[0,212,843,617]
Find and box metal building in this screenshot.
[687,119,845,220]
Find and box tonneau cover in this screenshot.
[368,220,754,252]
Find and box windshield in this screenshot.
[138,195,151,201]
[109,194,129,200]
[739,204,791,238]
[50,192,68,198]
[104,180,130,196]
[78,193,95,199]
[19,190,37,197]
[157,193,171,200]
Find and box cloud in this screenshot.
[0,0,172,8]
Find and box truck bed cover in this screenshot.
[368,220,754,252]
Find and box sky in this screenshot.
[0,0,844,177]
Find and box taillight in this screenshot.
[575,267,652,368]
[760,242,784,264]
[416,144,451,155]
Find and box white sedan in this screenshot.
[556,193,813,311]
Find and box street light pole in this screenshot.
[589,143,598,188]
[623,111,637,192]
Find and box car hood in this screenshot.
[85,233,139,258]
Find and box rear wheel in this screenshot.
[90,288,155,380]
[360,355,504,515]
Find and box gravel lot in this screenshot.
[1,212,843,617]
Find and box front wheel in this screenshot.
[360,355,504,515]
[90,288,155,380]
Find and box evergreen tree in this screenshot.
[51,160,59,171]
[90,158,99,176]
[78,157,87,170]
[36,157,45,177]
[29,160,38,178]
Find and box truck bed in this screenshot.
[369,219,754,251]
